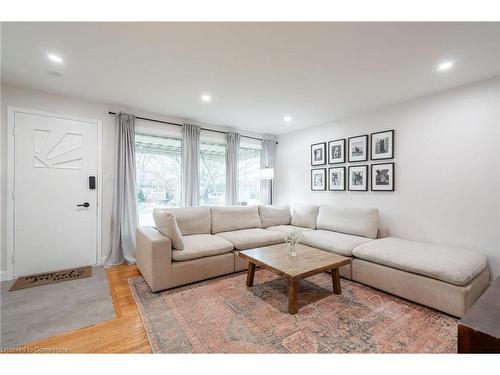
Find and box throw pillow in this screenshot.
[153,209,184,250]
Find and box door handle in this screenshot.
[77,202,90,208]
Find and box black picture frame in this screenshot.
[371,130,394,160]
[348,165,369,191]
[328,139,346,164]
[328,167,346,191]
[311,142,326,166]
[348,135,369,162]
[371,162,395,191]
[311,168,327,191]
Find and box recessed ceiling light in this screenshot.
[48,53,63,64]
[201,94,211,102]
[437,61,454,72]
[283,116,292,122]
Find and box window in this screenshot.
[199,142,226,206]
[135,134,182,226]
[239,146,261,205]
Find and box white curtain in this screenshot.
[182,123,201,207]
[108,112,138,265]
[260,138,276,205]
[225,131,240,206]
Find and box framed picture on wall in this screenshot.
[311,168,327,191]
[328,167,345,191]
[371,162,395,191]
[371,130,394,160]
[311,142,326,166]
[348,165,368,191]
[328,139,345,164]
[348,135,368,162]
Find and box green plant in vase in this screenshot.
[283,230,303,257]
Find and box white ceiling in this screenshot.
[2,22,499,135]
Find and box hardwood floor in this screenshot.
[13,265,152,353]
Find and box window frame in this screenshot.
[198,139,227,206]
[135,130,183,225]
[238,142,262,206]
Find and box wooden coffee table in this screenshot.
[239,243,351,315]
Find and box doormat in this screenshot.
[9,266,92,291]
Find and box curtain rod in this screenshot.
[108,111,277,144]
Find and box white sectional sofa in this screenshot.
[136,203,490,317]
[352,237,490,317]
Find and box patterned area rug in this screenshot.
[129,270,457,353]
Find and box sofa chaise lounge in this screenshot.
[136,204,489,317]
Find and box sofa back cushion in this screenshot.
[162,206,211,235]
[258,205,291,228]
[211,206,262,234]
[290,203,319,229]
[153,209,184,250]
[317,205,379,239]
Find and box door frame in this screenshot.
[6,106,103,280]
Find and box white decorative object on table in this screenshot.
[283,230,303,257]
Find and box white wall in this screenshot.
[275,78,500,278]
[0,83,270,276]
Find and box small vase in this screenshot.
[289,243,297,257]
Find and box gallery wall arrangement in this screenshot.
[310,130,395,192]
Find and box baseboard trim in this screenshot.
[0,270,9,281]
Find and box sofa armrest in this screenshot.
[136,226,172,292]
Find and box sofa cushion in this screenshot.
[290,203,319,229]
[161,206,210,235]
[352,237,488,286]
[153,209,184,250]
[216,228,284,250]
[301,230,374,256]
[266,225,314,233]
[172,234,234,261]
[317,205,379,239]
[258,205,291,228]
[211,206,262,234]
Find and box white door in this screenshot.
[12,109,99,277]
